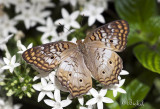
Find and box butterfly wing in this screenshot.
[22,41,77,72]
[84,20,129,52]
[56,51,92,97]
[85,47,123,86]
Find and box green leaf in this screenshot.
[115,0,156,24]
[120,71,155,109]
[138,103,155,109]
[134,44,160,74]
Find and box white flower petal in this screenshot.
[54,89,61,102]
[42,84,55,91]
[3,57,9,64]
[78,96,84,105]
[120,70,129,75]
[32,83,42,91]
[27,43,33,49]
[1,66,10,70]
[70,11,79,20]
[88,17,96,26]
[71,21,80,28]
[11,55,16,64]
[97,102,103,109]
[89,88,98,97]
[62,8,69,18]
[46,92,54,99]
[119,79,125,87]
[61,99,72,107]
[86,98,97,105]
[113,90,117,97]
[102,97,114,103]
[38,92,46,102]
[41,78,47,86]
[117,88,126,94]
[96,15,105,24]
[44,99,55,107]
[99,88,107,97]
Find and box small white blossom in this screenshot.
[11,0,30,13]
[0,97,22,109]
[0,14,17,36]
[81,4,105,26]
[106,79,126,97]
[86,88,113,109]
[17,40,33,54]
[1,55,20,73]
[33,78,55,102]
[55,8,80,32]
[37,17,58,44]
[44,90,72,109]
[0,34,13,50]
[14,7,35,29]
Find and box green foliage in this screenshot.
[134,44,160,74]
[120,71,155,109]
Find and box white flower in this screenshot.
[37,17,58,44]
[17,40,33,54]
[0,97,22,109]
[106,79,126,97]
[81,4,105,26]
[1,55,20,73]
[33,78,55,102]
[14,6,36,29]
[31,4,51,25]
[44,90,72,109]
[0,14,17,36]
[86,88,113,109]
[11,0,30,13]
[0,34,13,50]
[55,8,80,32]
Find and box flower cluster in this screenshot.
[0,0,129,109]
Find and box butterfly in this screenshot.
[22,20,129,97]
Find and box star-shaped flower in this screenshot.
[33,78,55,102]
[55,8,80,32]
[0,34,13,50]
[17,40,33,54]
[81,4,105,26]
[1,55,20,73]
[86,88,113,109]
[0,14,17,36]
[106,79,126,97]
[37,17,58,44]
[44,90,72,109]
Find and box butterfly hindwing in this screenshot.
[85,47,123,86]
[84,20,129,52]
[22,41,77,72]
[56,51,92,97]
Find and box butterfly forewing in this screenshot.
[22,41,77,72]
[84,20,129,52]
